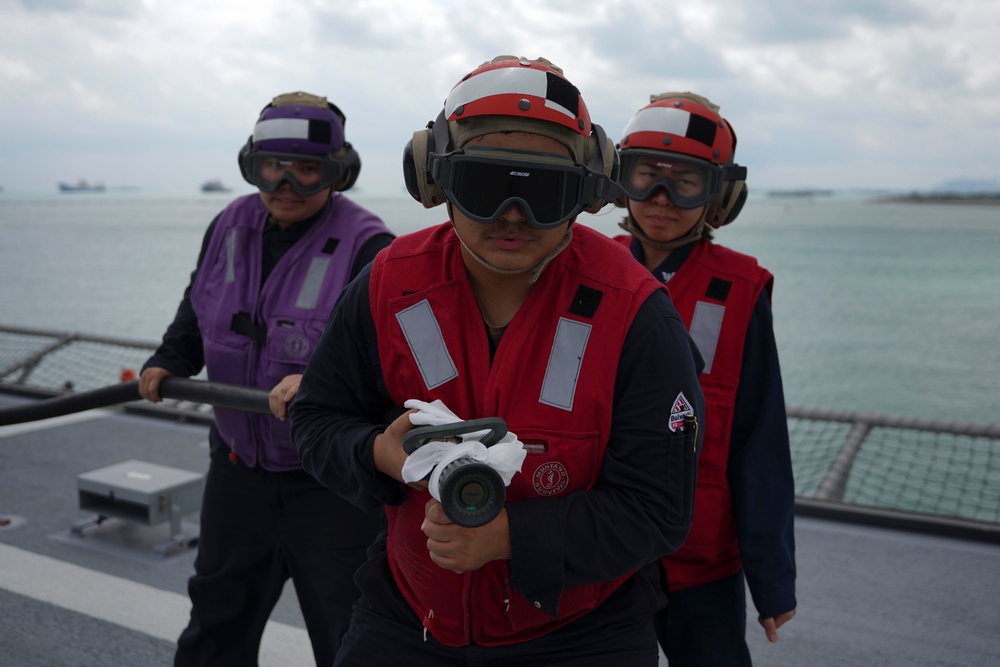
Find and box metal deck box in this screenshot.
[76,460,204,541]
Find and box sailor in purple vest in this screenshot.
[613,92,797,666]
[139,91,394,667]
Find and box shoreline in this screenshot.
[875,195,1000,206]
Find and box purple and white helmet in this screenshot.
[239,91,361,194]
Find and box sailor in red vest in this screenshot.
[613,92,798,665]
[291,57,705,666]
[139,91,394,666]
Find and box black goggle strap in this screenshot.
[433,149,586,190]
[429,109,451,158]
[725,164,747,181]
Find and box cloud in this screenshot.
[0,54,36,82]
[0,0,998,193]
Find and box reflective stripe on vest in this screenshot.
[689,301,724,375]
[396,299,459,389]
[225,229,237,284]
[295,256,331,309]
[540,317,592,411]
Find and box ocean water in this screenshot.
[1,191,998,424]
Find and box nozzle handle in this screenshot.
[402,417,508,454]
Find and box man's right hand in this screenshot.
[138,367,173,403]
[373,409,423,488]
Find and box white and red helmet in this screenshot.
[619,93,736,167]
[404,56,620,218]
[444,57,593,146]
[617,92,746,226]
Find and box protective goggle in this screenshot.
[619,150,730,210]
[430,147,614,229]
[243,152,345,197]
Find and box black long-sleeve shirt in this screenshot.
[290,259,706,615]
[641,240,797,619]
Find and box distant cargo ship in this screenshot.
[766,188,834,198]
[200,179,231,193]
[58,180,106,193]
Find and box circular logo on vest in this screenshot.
[532,462,569,496]
[284,334,311,359]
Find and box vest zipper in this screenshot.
[422,609,435,641]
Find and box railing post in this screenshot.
[814,419,872,501]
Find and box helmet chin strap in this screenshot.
[450,208,574,284]
[618,206,705,251]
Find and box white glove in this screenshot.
[404,399,460,426]
[401,399,527,501]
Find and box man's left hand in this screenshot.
[422,499,511,573]
[759,609,796,643]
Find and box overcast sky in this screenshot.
[2,0,998,196]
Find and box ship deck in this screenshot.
[1,325,999,665]
[2,390,999,666]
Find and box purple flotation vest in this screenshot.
[191,193,390,470]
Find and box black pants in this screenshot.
[655,569,752,666]
[174,455,384,667]
[333,546,662,667]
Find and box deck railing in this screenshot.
[3,325,999,543]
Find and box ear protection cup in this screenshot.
[708,118,746,226]
[402,122,447,208]
[401,131,424,203]
[612,142,628,209]
[606,138,620,183]
[706,180,747,228]
[333,142,361,192]
[723,181,748,225]
[237,137,254,185]
[324,100,362,191]
[584,132,620,214]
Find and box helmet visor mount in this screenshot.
[432,147,611,229]
[619,150,724,210]
[244,152,345,197]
